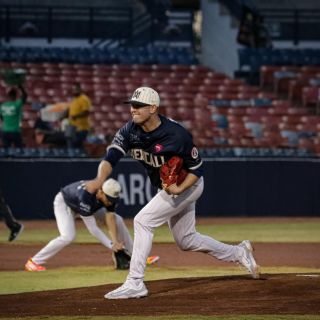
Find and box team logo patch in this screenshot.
[132,90,141,99]
[191,147,199,159]
[154,144,164,153]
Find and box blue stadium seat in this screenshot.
[0,45,198,65]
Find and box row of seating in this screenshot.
[1,61,205,71]
[0,46,198,65]
[0,61,276,110]
[0,146,314,159]
[239,48,320,72]
[0,147,87,158]
[259,65,320,110]
[1,59,320,157]
[0,62,273,152]
[210,100,319,152]
[260,66,320,88]
[201,147,314,158]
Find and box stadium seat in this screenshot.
[302,86,319,108]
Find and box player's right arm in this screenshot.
[105,212,123,252]
[81,215,113,249]
[86,160,112,193]
[85,125,131,193]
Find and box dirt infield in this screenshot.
[2,242,320,271]
[0,274,320,316]
[1,218,320,316]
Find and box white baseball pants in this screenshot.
[127,177,239,281]
[32,192,113,265]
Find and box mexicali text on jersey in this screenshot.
[107,115,203,188]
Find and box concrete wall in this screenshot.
[201,0,240,77]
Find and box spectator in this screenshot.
[142,0,171,33]
[66,83,91,149]
[0,85,27,148]
[0,187,24,242]
[237,7,272,49]
[33,111,66,147]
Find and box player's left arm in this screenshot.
[86,160,113,193]
[166,172,199,195]
[166,134,203,196]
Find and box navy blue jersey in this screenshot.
[61,181,116,217]
[106,114,203,188]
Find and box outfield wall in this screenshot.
[1,158,320,219]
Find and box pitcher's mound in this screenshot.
[1,274,319,316]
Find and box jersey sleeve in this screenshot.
[179,131,203,177]
[107,123,131,155]
[103,123,132,167]
[77,189,96,216]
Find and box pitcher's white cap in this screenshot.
[124,87,160,107]
[102,178,121,203]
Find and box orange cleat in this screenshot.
[25,258,46,271]
[146,255,160,265]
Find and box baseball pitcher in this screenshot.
[85,87,260,299]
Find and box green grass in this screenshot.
[0,315,320,320]
[154,222,320,243]
[2,221,319,244]
[1,266,319,295]
[1,220,319,319]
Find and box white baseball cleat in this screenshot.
[238,240,260,279]
[104,280,148,299]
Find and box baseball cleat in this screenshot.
[25,258,46,272]
[146,255,160,265]
[238,240,260,279]
[8,223,24,242]
[104,280,148,299]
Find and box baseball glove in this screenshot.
[160,156,188,189]
[112,249,131,270]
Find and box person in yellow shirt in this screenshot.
[67,83,91,148]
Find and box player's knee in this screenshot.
[133,215,143,227]
[176,234,197,251]
[60,234,75,244]
[177,239,191,251]
[133,214,152,232]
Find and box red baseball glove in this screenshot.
[160,156,188,189]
